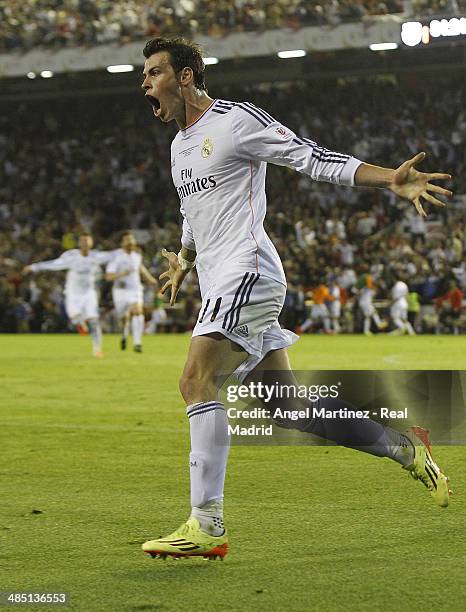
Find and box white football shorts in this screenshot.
[311,303,329,319]
[391,299,408,321]
[328,300,341,318]
[359,300,375,318]
[112,288,143,318]
[65,290,99,321]
[192,270,298,382]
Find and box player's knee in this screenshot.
[179,365,216,405]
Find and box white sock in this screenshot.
[187,401,230,535]
[131,314,144,346]
[372,312,382,327]
[87,318,102,352]
[405,320,415,335]
[300,318,312,331]
[323,317,331,332]
[363,316,371,333]
[191,499,225,537]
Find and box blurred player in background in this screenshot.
[146,291,168,333]
[390,278,415,335]
[105,231,157,353]
[435,280,464,335]
[327,276,341,334]
[140,37,452,560]
[357,271,387,335]
[298,282,332,334]
[23,232,113,357]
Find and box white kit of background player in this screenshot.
[105,232,157,353]
[24,234,113,356]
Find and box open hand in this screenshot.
[159,248,186,306]
[389,152,452,217]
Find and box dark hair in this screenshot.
[80,231,92,238]
[143,37,206,91]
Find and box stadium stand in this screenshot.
[2,0,464,52]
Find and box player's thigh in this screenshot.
[83,292,99,321]
[181,332,249,398]
[360,302,373,317]
[113,290,129,319]
[129,302,143,316]
[244,347,295,385]
[391,303,402,319]
[244,347,304,411]
[65,293,84,322]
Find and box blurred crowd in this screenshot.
[0,76,464,334]
[1,0,463,53]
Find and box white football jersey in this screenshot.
[392,280,408,302]
[329,285,341,301]
[30,249,113,293]
[171,99,362,294]
[106,249,143,291]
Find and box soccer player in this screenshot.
[435,281,464,335]
[327,276,341,334]
[140,38,453,559]
[390,278,415,335]
[357,272,387,335]
[105,231,157,353]
[297,283,332,334]
[23,232,113,357]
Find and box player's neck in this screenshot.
[80,249,90,256]
[176,91,214,131]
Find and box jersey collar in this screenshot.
[181,99,216,133]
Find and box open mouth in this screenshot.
[146,95,162,118]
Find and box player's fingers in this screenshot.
[159,270,169,281]
[170,284,179,306]
[413,198,427,217]
[161,248,171,260]
[428,172,452,181]
[409,151,426,167]
[160,280,172,294]
[422,192,446,208]
[426,183,452,197]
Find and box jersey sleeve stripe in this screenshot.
[293,138,349,163]
[293,137,350,162]
[236,103,270,128]
[215,100,234,109]
[248,103,276,124]
[301,137,350,160]
[243,102,276,125]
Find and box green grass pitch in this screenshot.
[1,335,465,611]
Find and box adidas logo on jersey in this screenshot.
[233,324,249,338]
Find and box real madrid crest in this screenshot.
[201,137,213,158]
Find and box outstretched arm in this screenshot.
[23,253,72,274]
[105,270,130,282]
[354,152,452,217]
[232,106,452,215]
[140,263,158,286]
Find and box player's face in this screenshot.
[79,236,93,252]
[141,52,184,123]
[121,234,136,251]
